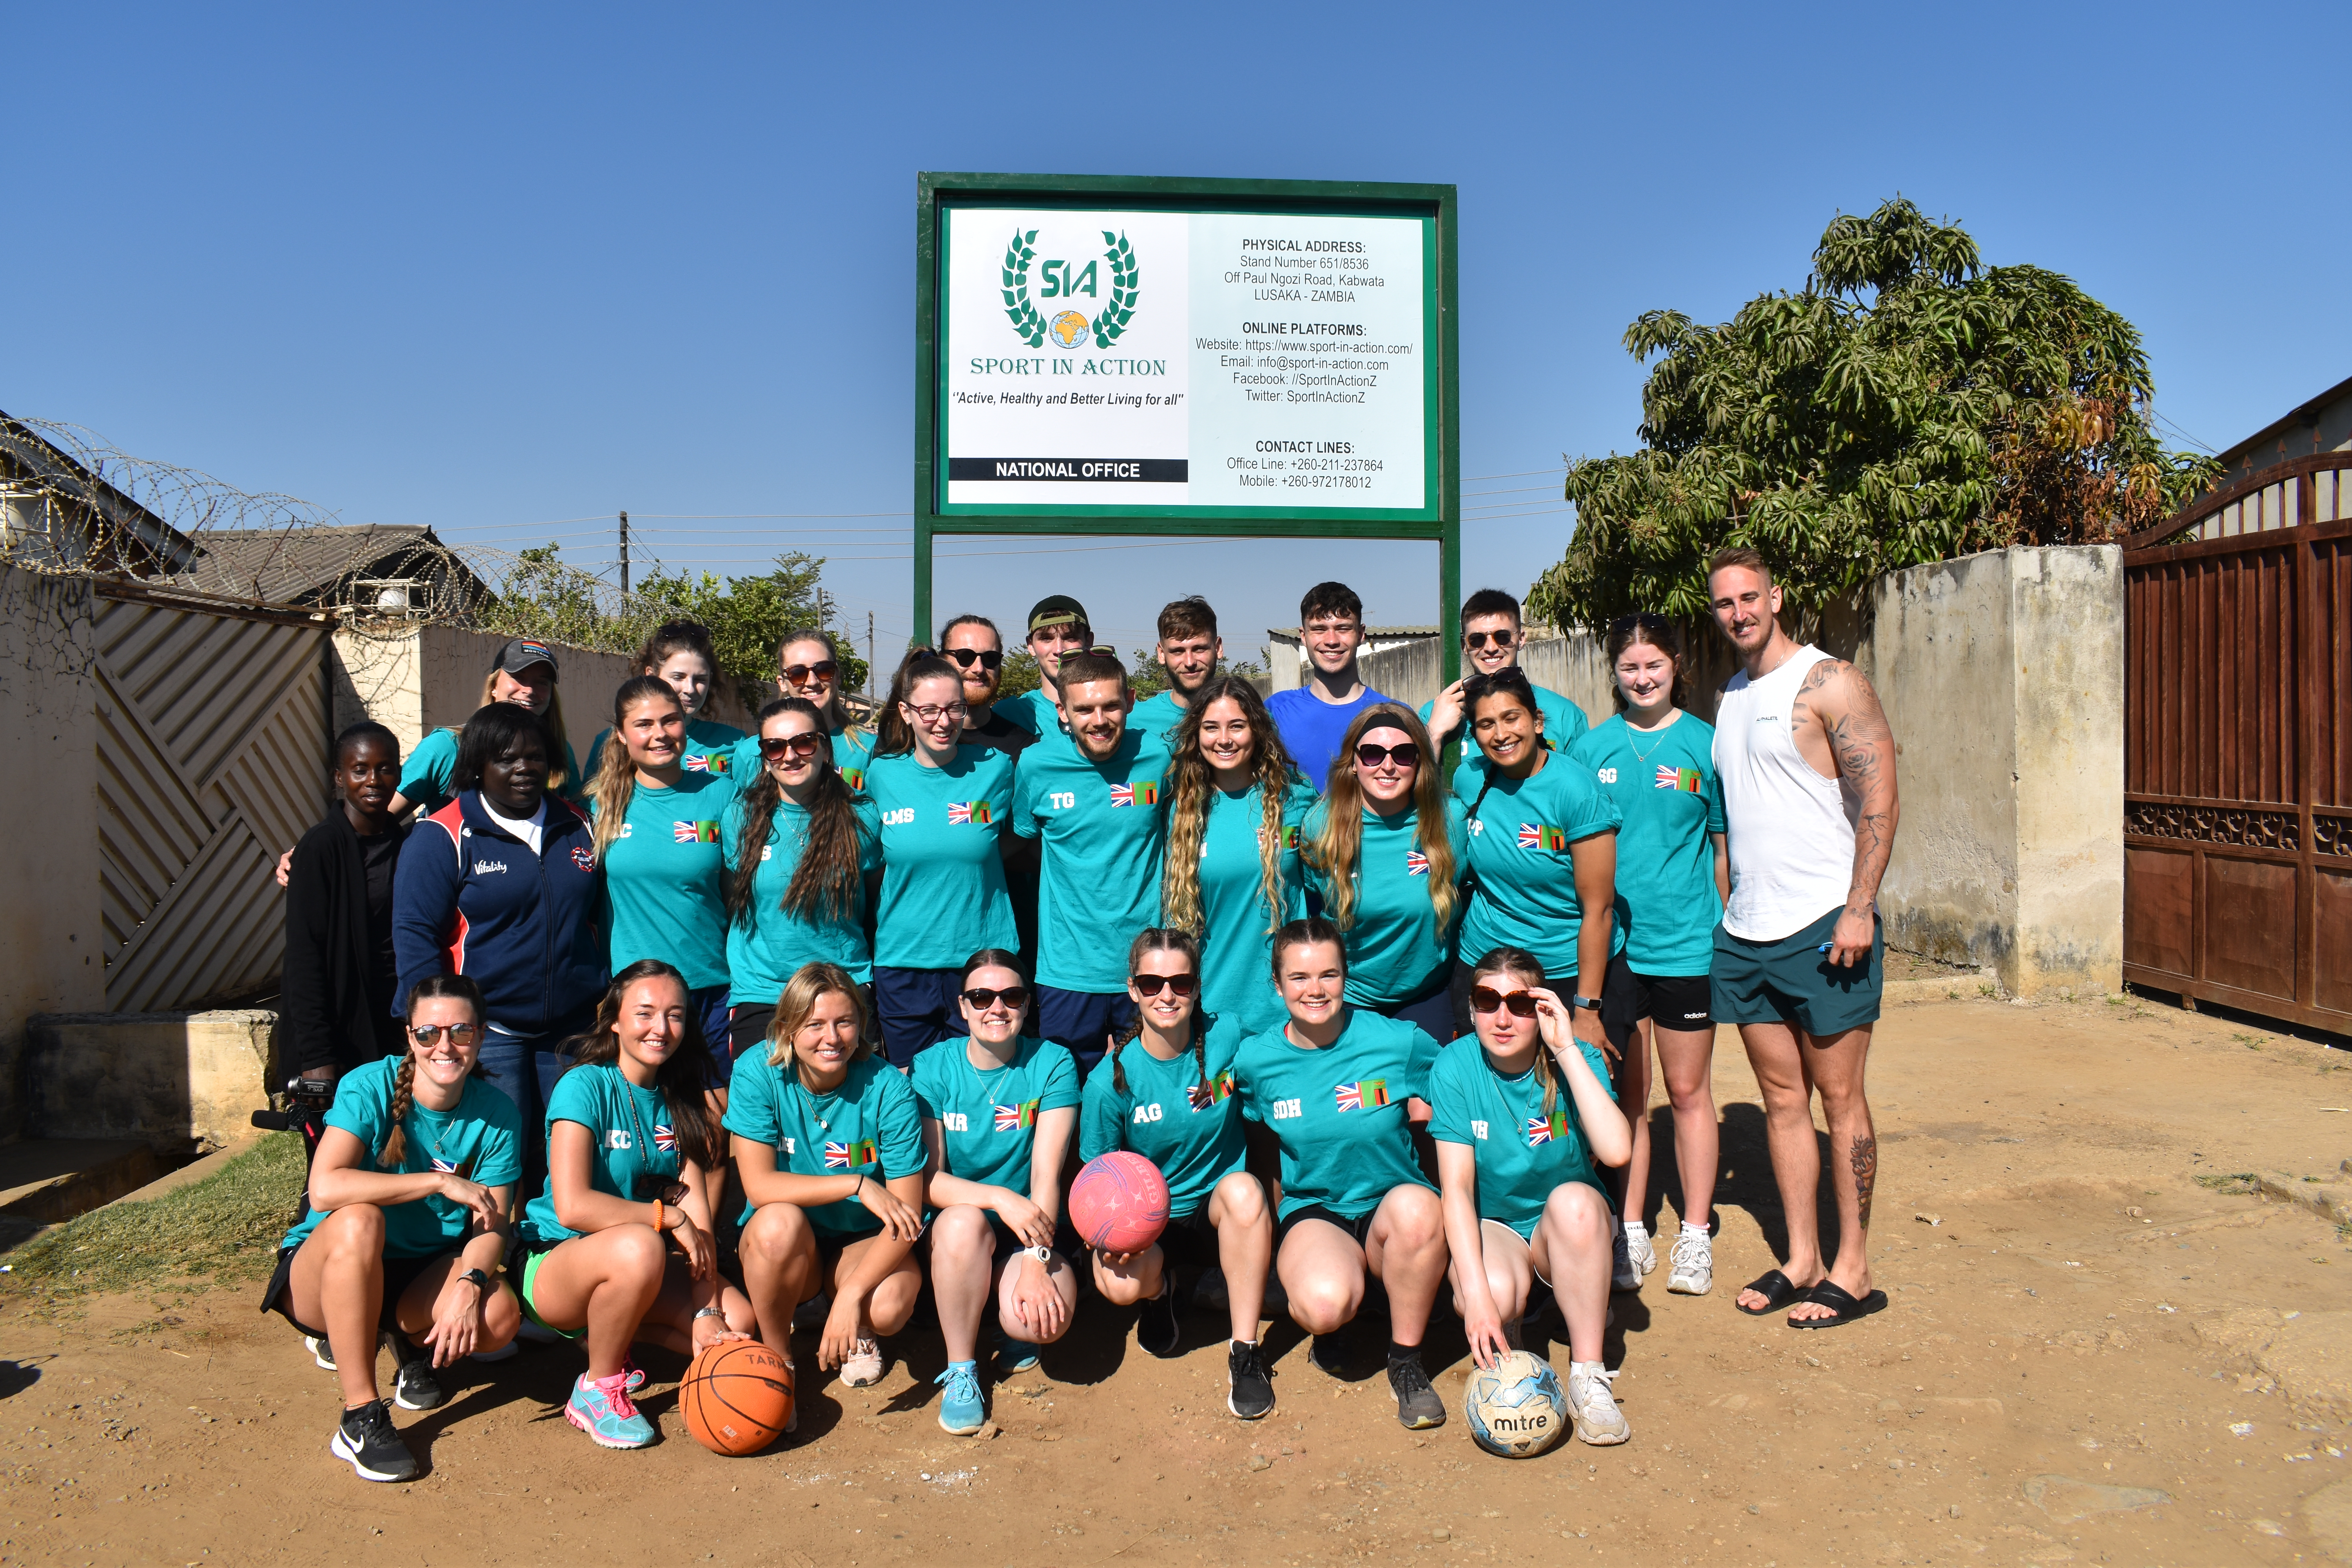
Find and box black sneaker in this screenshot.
[303,1334,336,1372]
[384,1332,446,1412]
[1137,1277,1183,1358]
[1386,1354,1445,1430]
[1227,1340,1275,1420]
[329,1399,418,1482]
[1309,1332,1347,1377]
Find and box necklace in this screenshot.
[797,1074,844,1132]
[619,1072,662,1159]
[1623,711,1680,766]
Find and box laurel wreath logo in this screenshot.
[1000,229,1141,349]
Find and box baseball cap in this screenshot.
[493,637,560,681]
[1026,595,1090,635]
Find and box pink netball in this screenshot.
[1069,1151,1172,1254]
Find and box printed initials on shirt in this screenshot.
[780,1136,796,1155]
[1047,791,1076,811]
[943,1112,969,1132]
[881,807,917,827]
[1132,1102,1163,1125]
[619,823,635,839]
[1595,768,1619,784]
[1470,1119,1490,1140]
[608,1130,632,1150]
[1271,1098,1303,1120]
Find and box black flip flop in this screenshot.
[1734,1269,1806,1316]
[1788,1280,1888,1330]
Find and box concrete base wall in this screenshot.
[23,1010,276,1155]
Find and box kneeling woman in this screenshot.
[730,964,926,1393]
[1237,918,1451,1432]
[912,951,1080,1436]
[515,960,756,1450]
[1080,929,1276,1419]
[265,975,524,1483]
[1430,946,1632,1445]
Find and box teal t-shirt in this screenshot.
[1012,727,1172,994]
[1424,681,1589,763]
[1127,690,1188,741]
[721,791,883,997]
[1190,779,1316,1037]
[519,1062,689,1245]
[1077,1018,1247,1220]
[1300,797,1470,1007]
[721,1051,926,1235]
[1426,1035,1614,1238]
[729,722,875,794]
[1567,713,1725,976]
[281,1056,523,1259]
[1235,1009,1439,1221]
[1455,753,1624,981]
[592,770,738,991]
[995,688,1065,739]
[911,1036,1081,1195]
[397,726,586,813]
[589,716,746,787]
[866,746,1018,969]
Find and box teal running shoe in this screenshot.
[566,1370,654,1449]
[935,1360,986,1435]
[997,1336,1040,1376]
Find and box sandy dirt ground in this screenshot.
[4,991,2350,1568]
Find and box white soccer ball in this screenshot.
[1462,1349,1568,1459]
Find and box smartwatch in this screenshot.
[456,1267,492,1295]
[1571,995,1603,1013]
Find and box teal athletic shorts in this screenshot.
[1708,906,1883,1036]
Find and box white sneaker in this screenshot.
[1611,1230,1641,1293]
[1667,1229,1713,1296]
[1624,1225,1656,1278]
[1568,1363,1628,1446]
[840,1338,886,1388]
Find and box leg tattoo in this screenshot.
[1849,1133,1877,1230]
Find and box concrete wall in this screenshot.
[23,1010,275,1154]
[0,568,105,1139]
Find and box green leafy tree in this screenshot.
[996,648,1043,700]
[1528,199,2221,630]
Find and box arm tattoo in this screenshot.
[1827,666,1898,909]
[1848,1131,1878,1230]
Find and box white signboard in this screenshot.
[936,205,1436,519]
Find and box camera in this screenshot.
[252,1072,338,1133]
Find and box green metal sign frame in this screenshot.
[913,171,1461,684]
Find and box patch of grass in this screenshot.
[2232,1032,2269,1051]
[4,1133,305,1307]
[2194,1171,2261,1196]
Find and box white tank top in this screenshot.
[1712,644,1859,941]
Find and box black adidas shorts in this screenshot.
[1619,969,1714,1032]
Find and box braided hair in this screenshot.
[379,974,487,1170]
[1107,928,1213,1108]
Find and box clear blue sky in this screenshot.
[7,3,2345,679]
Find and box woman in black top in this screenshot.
[283,723,410,1096]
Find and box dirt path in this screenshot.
[5,993,2349,1567]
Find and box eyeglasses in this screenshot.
[960,985,1030,1011]
[1468,986,1540,1018]
[1354,742,1422,769]
[782,660,839,683]
[902,701,968,724]
[1463,630,1518,651]
[759,733,824,760]
[410,1023,482,1046]
[1131,972,1198,998]
[942,647,1004,671]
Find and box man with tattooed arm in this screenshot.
[1703,547,1899,1329]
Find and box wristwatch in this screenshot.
[1570,995,1602,1012]
[456,1267,492,1296]
[693,1305,728,1321]
[1024,1245,1054,1264]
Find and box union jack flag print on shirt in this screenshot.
[947,799,992,826]
[1108,780,1159,808]
[823,1138,878,1169]
[1525,1108,1568,1146]
[1518,822,1567,852]
[1334,1078,1391,1112]
[652,1124,677,1153]
[1405,849,1430,877]
[1655,764,1702,793]
[673,820,720,843]
[682,752,729,774]
[994,1099,1040,1131]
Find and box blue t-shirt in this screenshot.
[518,1062,691,1246]
[1567,713,1725,976]
[1426,1035,1614,1238]
[1265,685,1395,793]
[1011,726,1172,995]
[1432,684,1591,791]
[911,1036,1082,1195]
[281,1056,523,1259]
[1455,753,1624,981]
[1078,1018,1248,1221]
[721,791,883,997]
[1235,1009,1439,1221]
[721,1051,926,1235]
[1187,779,1317,1037]
[866,746,1019,970]
[729,723,875,795]
[591,770,739,991]
[1300,797,1470,1007]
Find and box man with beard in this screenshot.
[1128,596,1224,741]
[941,613,1035,764]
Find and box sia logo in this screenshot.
[1003,229,1141,350]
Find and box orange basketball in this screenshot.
[679,1340,793,1455]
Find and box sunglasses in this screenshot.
[1354,742,1422,769]
[782,660,839,683]
[961,985,1031,1011]
[410,1023,482,1046]
[759,732,824,760]
[942,647,1004,671]
[1468,986,1541,1018]
[1463,630,1518,651]
[1131,972,1198,998]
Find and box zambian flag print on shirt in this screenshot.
[673,819,721,843]
[1012,724,1172,993]
[1334,1078,1391,1111]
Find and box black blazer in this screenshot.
[282,809,408,1074]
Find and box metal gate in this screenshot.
[2122,453,2352,1031]
[94,583,328,1012]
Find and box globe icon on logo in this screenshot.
[1049,310,1092,350]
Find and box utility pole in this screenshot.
[618,511,630,595]
[866,612,876,697]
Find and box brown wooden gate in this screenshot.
[2121,453,2352,1031]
